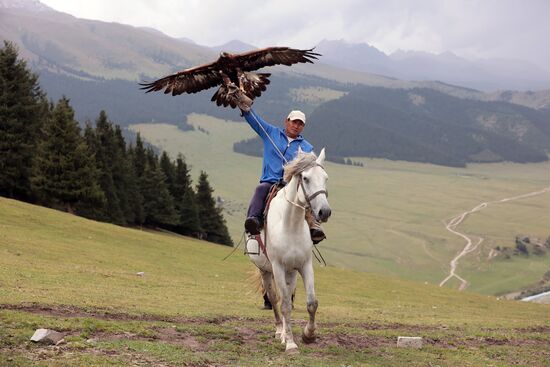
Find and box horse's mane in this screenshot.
[283,151,318,183]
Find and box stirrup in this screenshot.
[244,234,260,255]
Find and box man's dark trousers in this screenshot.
[247,182,274,220]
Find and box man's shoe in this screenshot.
[245,217,261,235]
[310,228,326,245]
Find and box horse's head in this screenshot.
[298,148,331,223]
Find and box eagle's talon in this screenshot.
[226,83,239,94]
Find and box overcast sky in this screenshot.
[40,0,550,70]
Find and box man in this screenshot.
[239,106,326,245]
[233,91,324,310]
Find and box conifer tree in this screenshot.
[145,146,158,169]
[33,97,104,213]
[172,155,201,236]
[196,171,233,246]
[179,186,202,237]
[91,111,125,224]
[171,154,190,203]
[126,144,145,225]
[0,41,47,200]
[134,133,146,178]
[140,162,178,228]
[114,126,143,225]
[136,141,178,227]
[160,151,176,195]
[78,123,109,220]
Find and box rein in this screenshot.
[294,164,329,267]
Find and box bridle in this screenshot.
[285,163,328,211]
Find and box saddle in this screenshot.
[262,182,286,222]
[245,182,285,259]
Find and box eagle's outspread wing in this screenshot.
[236,47,320,71]
[139,60,221,96]
[240,72,270,98]
[139,47,320,108]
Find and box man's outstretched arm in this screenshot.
[242,109,276,139]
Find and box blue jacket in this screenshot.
[243,110,313,183]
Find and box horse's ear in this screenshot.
[316,147,326,165]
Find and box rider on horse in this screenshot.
[237,97,326,245]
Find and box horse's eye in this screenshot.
[303,176,309,183]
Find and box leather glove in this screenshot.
[222,82,253,111]
[235,89,253,112]
[226,84,253,111]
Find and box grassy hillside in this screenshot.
[130,115,550,296]
[487,89,550,111]
[1,197,549,366]
[305,86,550,166]
[0,8,214,80]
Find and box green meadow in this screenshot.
[130,114,550,295]
[1,197,549,366]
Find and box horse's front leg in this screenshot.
[272,263,299,354]
[300,259,318,344]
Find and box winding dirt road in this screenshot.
[439,186,550,290]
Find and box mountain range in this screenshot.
[315,39,550,92]
[1,0,550,166]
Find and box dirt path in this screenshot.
[3,303,549,351]
[2,303,549,366]
[439,186,550,290]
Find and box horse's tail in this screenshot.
[249,267,298,307]
[248,268,265,295]
[250,267,284,307]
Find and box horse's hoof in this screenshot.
[285,344,299,355]
[302,333,316,344]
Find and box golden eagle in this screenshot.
[139,47,320,108]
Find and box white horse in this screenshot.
[247,148,331,354]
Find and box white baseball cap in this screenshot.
[287,110,306,124]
